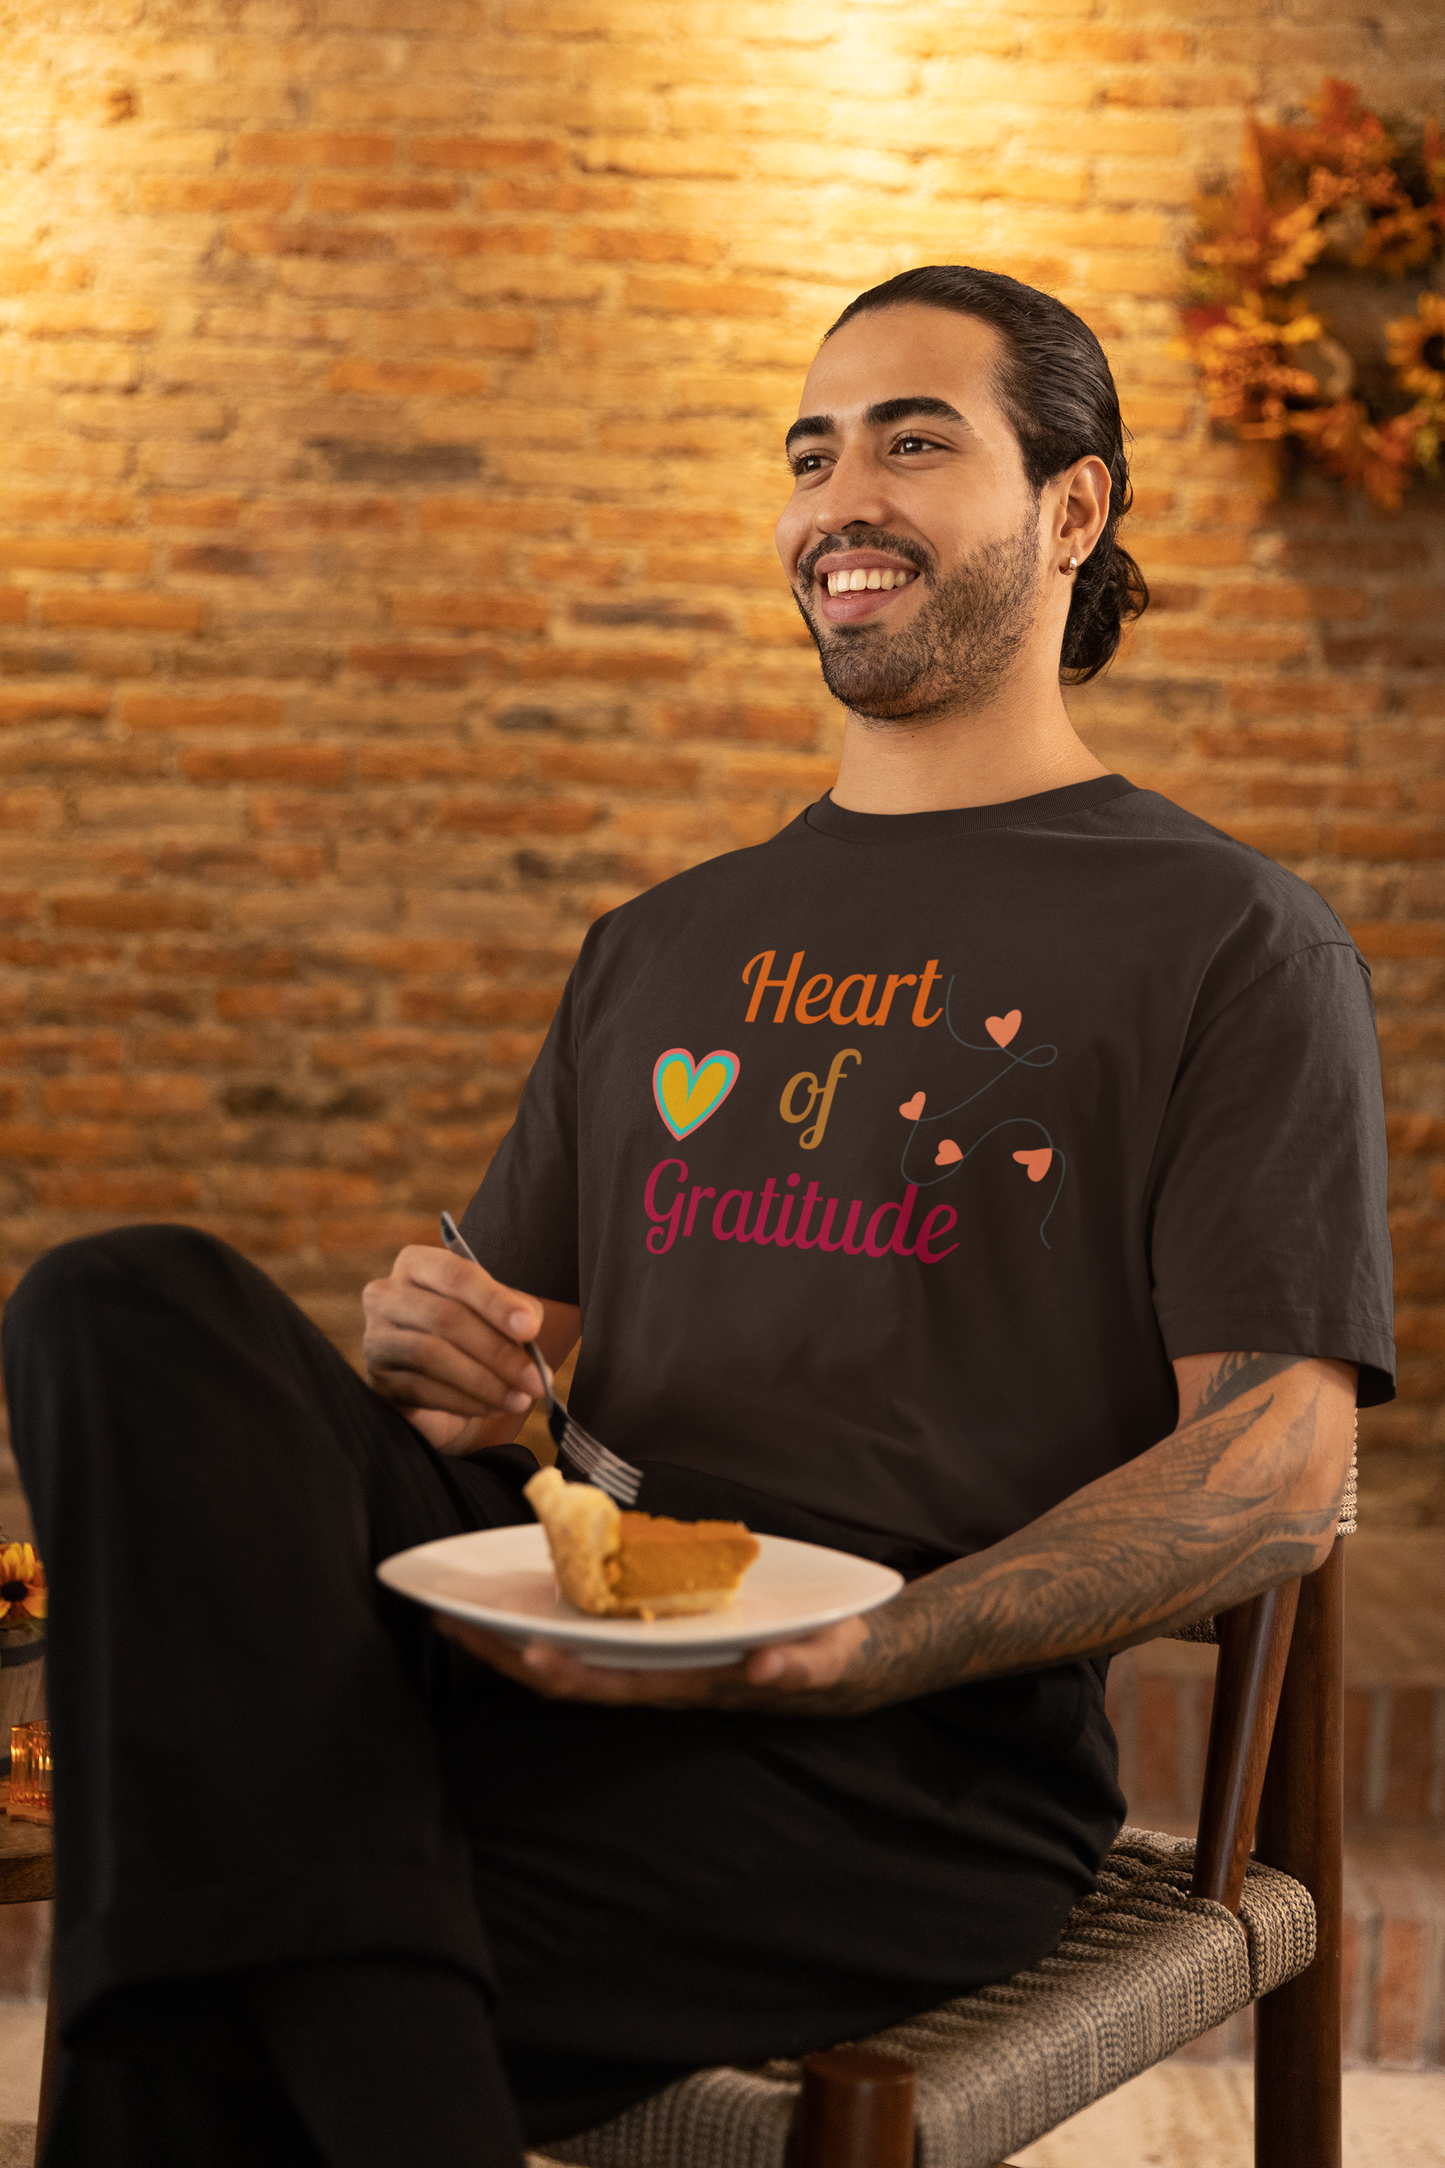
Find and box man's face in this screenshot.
[775,304,1049,723]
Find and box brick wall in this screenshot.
[0,0,1441,1523]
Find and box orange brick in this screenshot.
[535,745,699,790]
[389,592,550,632]
[373,308,537,353]
[1196,726,1353,764]
[233,132,396,167]
[51,895,212,931]
[0,685,113,727]
[623,274,790,317]
[0,1121,140,1164]
[41,1074,211,1116]
[315,1212,434,1256]
[568,226,718,265]
[39,593,205,632]
[326,358,490,395]
[0,537,151,573]
[395,222,552,259]
[1150,627,1311,665]
[179,745,349,785]
[1331,823,1445,863]
[123,694,286,732]
[30,1171,203,1210]
[659,701,819,747]
[146,494,245,527]
[136,178,296,213]
[224,218,397,260]
[355,742,521,782]
[1217,815,1325,859]
[418,498,574,535]
[214,984,368,1021]
[516,646,691,684]
[398,984,562,1024]
[348,643,497,681]
[309,178,463,213]
[411,137,567,172]
[432,797,597,835]
[212,1168,380,1209]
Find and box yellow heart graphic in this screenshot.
[652,1048,740,1140]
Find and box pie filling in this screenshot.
[525,1466,759,1620]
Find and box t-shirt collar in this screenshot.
[803,773,1137,845]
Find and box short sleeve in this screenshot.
[1147,940,1395,1405]
[457,967,581,1304]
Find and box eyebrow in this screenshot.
[784,395,968,453]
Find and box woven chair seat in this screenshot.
[534,1827,1316,2168]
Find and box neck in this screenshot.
[828,664,1107,816]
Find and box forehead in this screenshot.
[796,303,1007,424]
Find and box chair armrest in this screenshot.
[1190,1577,1301,1912]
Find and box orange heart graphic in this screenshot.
[935,1139,963,1165]
[986,1009,1022,1048]
[1013,1148,1052,1183]
[899,1091,926,1120]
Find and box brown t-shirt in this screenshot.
[462,775,1394,1557]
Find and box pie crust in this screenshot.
[524,1466,759,1619]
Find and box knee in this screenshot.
[3,1224,236,1352]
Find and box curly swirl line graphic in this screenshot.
[895,975,1069,1249]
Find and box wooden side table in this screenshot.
[0,1783,54,2166]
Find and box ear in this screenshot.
[1052,457,1111,571]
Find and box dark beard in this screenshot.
[793,517,1042,723]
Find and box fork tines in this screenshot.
[550,1411,642,1506]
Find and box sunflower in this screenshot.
[0,1545,46,1626]
[1388,293,1445,403]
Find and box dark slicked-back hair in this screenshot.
[826,265,1148,684]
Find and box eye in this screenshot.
[790,450,830,476]
[893,433,942,457]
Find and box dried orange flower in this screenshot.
[1387,293,1445,403]
[0,1544,46,1626]
[1179,77,1445,505]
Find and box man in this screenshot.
[4,266,1393,2168]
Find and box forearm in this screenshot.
[767,1352,1355,1717]
[444,1351,1356,1722]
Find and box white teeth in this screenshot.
[824,568,913,596]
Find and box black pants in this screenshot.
[3,1227,1124,2160]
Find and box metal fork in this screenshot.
[438,1212,642,1505]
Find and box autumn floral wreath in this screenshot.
[1178,80,1445,508]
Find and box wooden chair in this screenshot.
[532,1484,1354,2168]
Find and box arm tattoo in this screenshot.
[715,1350,1347,1720]
[1187,1349,1302,1421]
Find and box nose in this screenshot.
[811,440,896,538]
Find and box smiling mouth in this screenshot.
[823,567,917,596]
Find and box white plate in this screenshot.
[377,1523,904,1669]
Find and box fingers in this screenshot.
[745,1616,867,1691]
[362,1246,545,1418]
[432,1616,748,1706]
[394,1243,545,1350]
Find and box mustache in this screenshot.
[796,530,932,589]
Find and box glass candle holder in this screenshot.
[9,1720,51,1824]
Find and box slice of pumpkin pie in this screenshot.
[524,1466,759,1620]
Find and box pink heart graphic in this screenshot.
[1013,1148,1053,1184]
[898,1091,926,1120]
[935,1139,963,1166]
[986,1009,1022,1048]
